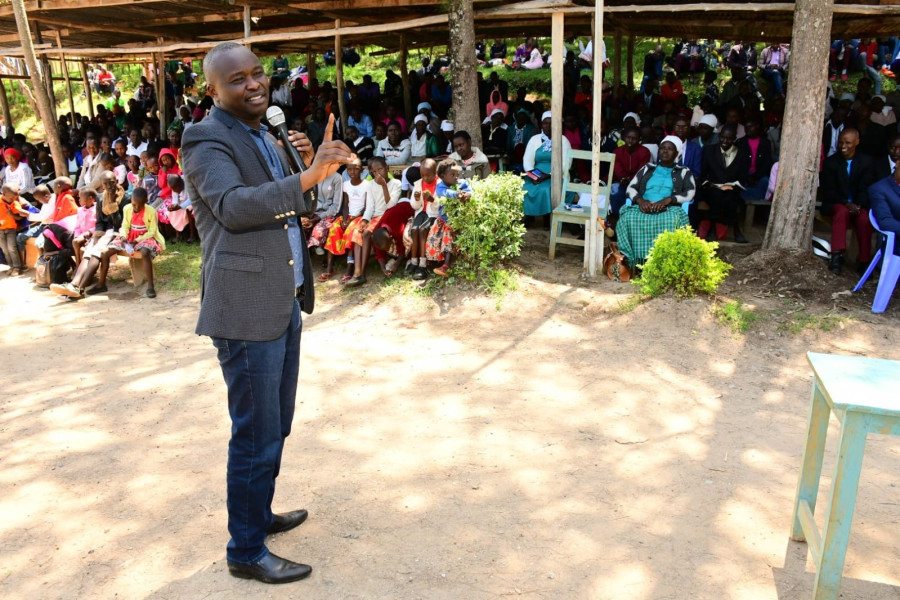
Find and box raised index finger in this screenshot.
[324,113,335,144]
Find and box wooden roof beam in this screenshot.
[0,0,169,19]
[32,15,170,40]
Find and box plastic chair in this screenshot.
[853,210,900,313]
[549,149,615,259]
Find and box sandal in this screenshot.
[317,272,334,283]
[433,265,450,278]
[340,274,354,284]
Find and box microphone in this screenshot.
[265,105,306,175]
[265,105,316,208]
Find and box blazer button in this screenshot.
[283,224,289,230]
[288,259,295,266]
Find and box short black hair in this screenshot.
[132,186,148,202]
[437,158,458,178]
[369,156,387,169]
[452,130,471,143]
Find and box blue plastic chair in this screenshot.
[853,210,900,313]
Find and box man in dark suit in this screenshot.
[820,128,875,274]
[869,162,900,256]
[872,133,900,182]
[182,42,352,584]
[699,124,752,243]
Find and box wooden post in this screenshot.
[400,33,412,129]
[626,35,635,90]
[0,80,11,135]
[763,0,835,250]
[243,5,251,38]
[54,31,76,121]
[306,50,316,86]
[550,11,564,209]
[80,60,94,120]
[156,45,167,137]
[613,30,622,88]
[10,0,66,177]
[334,20,347,136]
[587,0,605,276]
[32,21,57,124]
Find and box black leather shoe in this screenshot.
[228,552,312,584]
[829,251,843,274]
[267,509,308,535]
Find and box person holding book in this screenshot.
[521,111,572,228]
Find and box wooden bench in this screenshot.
[24,237,39,269]
[116,250,145,286]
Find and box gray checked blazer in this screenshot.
[182,106,316,342]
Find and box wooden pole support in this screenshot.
[550,11,564,209]
[54,30,76,120]
[0,79,12,135]
[334,19,348,137]
[587,0,605,276]
[11,0,66,177]
[80,60,94,120]
[400,33,412,129]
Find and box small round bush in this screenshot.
[634,227,731,297]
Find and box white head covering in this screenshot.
[441,120,454,132]
[660,135,684,157]
[873,94,887,103]
[414,114,428,125]
[541,110,552,122]
[624,111,641,126]
[490,108,505,118]
[839,92,855,102]
[417,102,432,112]
[698,114,718,129]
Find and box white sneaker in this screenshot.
[51,282,83,298]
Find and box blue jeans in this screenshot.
[761,68,784,96]
[856,53,883,94]
[211,298,302,565]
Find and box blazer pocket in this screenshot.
[214,251,264,272]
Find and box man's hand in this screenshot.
[302,114,354,183]
[300,217,312,228]
[848,203,861,217]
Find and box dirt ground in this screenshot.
[1,230,899,600]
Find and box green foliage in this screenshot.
[713,299,761,334]
[615,293,645,314]
[780,312,846,335]
[441,172,526,280]
[633,227,731,298]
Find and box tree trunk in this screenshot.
[10,0,66,177]
[762,0,834,249]
[448,0,482,149]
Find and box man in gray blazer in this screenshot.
[182,42,352,584]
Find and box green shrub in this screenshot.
[633,227,731,297]
[441,173,526,279]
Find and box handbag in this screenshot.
[34,254,52,288]
[603,242,631,282]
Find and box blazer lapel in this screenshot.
[211,107,275,180]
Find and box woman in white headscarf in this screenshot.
[616,135,695,267]
[522,111,572,224]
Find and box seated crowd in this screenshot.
[4,35,900,298]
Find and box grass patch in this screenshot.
[153,242,202,292]
[779,312,847,335]
[481,267,519,309]
[615,293,645,314]
[713,298,761,334]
